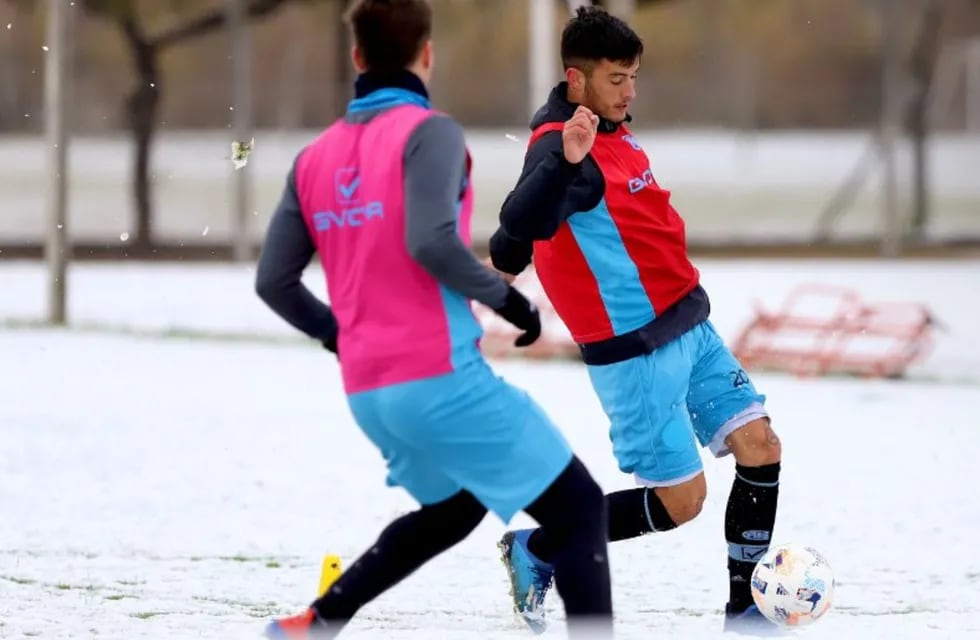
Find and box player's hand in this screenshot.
[483,257,516,284]
[491,286,541,348]
[562,105,599,165]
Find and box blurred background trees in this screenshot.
[3,0,979,133]
[2,0,978,260]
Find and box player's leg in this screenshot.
[265,490,488,639]
[724,416,782,599]
[595,340,713,532]
[412,359,611,636]
[685,320,782,632]
[521,455,612,639]
[501,336,707,632]
[265,386,489,639]
[520,334,709,554]
[321,491,488,625]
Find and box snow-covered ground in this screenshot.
[2,258,979,639]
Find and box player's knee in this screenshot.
[667,495,706,527]
[655,473,707,526]
[728,418,782,467]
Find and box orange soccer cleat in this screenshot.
[263,607,332,639]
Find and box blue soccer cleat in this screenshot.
[723,603,788,636]
[498,529,555,634]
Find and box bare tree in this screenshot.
[79,0,321,252]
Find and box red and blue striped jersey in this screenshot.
[529,121,700,345]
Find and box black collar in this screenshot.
[354,70,429,100]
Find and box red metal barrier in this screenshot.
[475,274,937,378]
[730,284,937,378]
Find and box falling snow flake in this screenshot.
[230,138,254,170]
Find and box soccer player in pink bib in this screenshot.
[254,1,613,638]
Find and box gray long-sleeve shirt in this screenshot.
[255,112,509,344]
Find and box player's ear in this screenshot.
[421,40,434,72]
[351,45,367,73]
[565,66,586,91]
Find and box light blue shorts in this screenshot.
[346,358,573,522]
[586,320,768,486]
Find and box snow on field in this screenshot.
[3,257,979,381]
[2,258,980,639]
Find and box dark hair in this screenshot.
[560,6,644,72]
[344,0,432,74]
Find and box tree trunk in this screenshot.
[119,16,160,252]
[333,0,352,119]
[907,0,943,240]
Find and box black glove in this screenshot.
[491,286,541,348]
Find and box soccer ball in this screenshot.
[750,543,835,628]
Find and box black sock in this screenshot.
[313,491,486,626]
[524,456,613,635]
[725,462,781,611]
[527,487,676,563]
[607,487,677,541]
